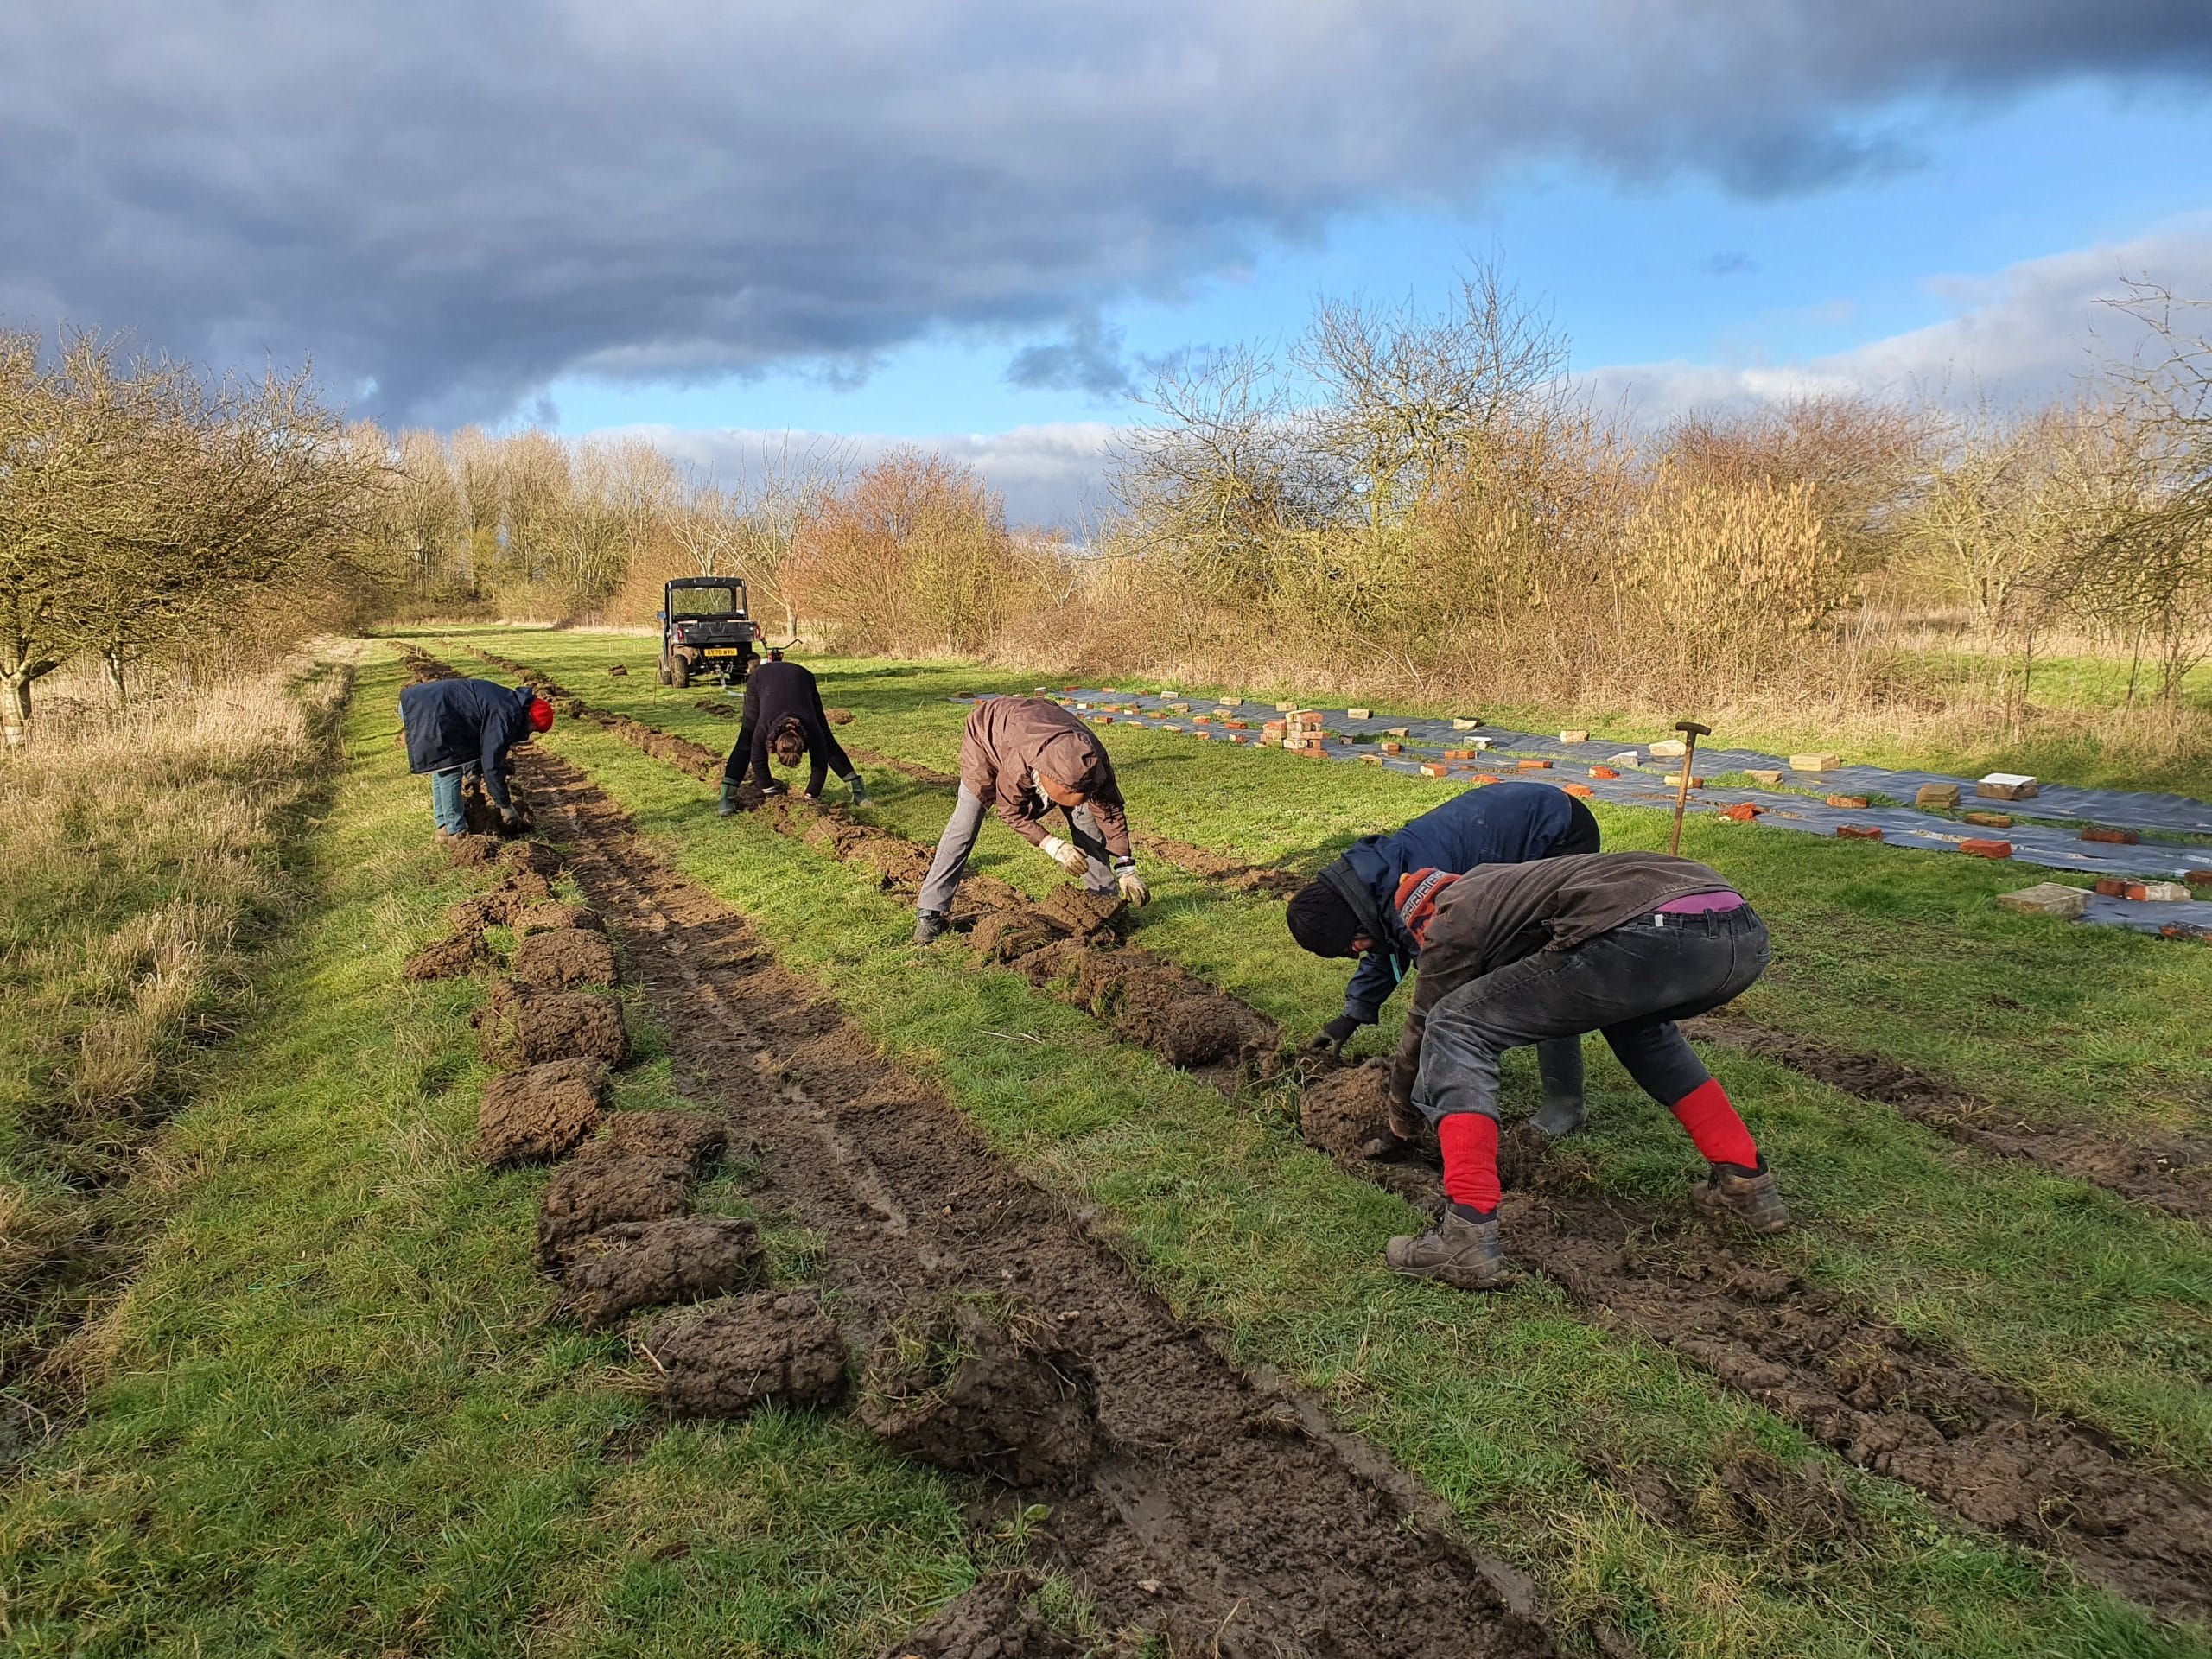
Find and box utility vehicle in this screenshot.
[657,577,760,689]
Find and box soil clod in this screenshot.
[537,1154,696,1266]
[648,1289,849,1416]
[404,931,488,982]
[582,1109,728,1171]
[478,1056,610,1166]
[473,982,629,1069]
[877,1571,1080,1659]
[1300,1060,1399,1159]
[557,1216,761,1329]
[1029,887,1126,941]
[512,926,618,989]
[511,901,603,938]
[442,833,502,868]
[859,1297,1097,1487]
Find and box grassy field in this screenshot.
[3,629,2205,1656]
[390,624,2212,1656]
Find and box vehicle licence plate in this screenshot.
[702,648,739,658]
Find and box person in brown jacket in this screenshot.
[914,696,1147,943]
[1381,850,1787,1289]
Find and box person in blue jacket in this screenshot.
[399,676,554,838]
[1285,781,1599,1135]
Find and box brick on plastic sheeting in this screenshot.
[2135,881,2194,902]
[2188,870,2212,888]
[1470,772,1500,785]
[1419,763,1448,778]
[1607,750,1642,767]
[1347,707,1372,720]
[1959,838,2013,859]
[1559,729,1590,744]
[1976,772,2039,800]
[1381,741,1403,754]
[1719,802,1761,821]
[1836,824,1883,840]
[1386,727,1411,738]
[1516,758,1553,771]
[1649,739,1687,759]
[1746,769,1783,787]
[2080,826,2139,845]
[1359,753,1383,766]
[1219,696,1243,707]
[1962,812,2013,829]
[2094,877,2129,897]
[1589,766,1619,779]
[1275,701,1299,712]
[1452,717,1481,731]
[1789,752,1841,772]
[1227,720,1249,729]
[1561,783,1595,798]
[1915,783,1961,810]
[1826,794,1869,810]
[1994,883,2090,920]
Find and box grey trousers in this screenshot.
[918,786,1114,914]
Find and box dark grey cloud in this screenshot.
[3,1,2207,423]
[1006,318,1139,398]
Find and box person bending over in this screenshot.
[1286,780,1599,1136]
[717,650,868,812]
[399,675,552,840]
[913,695,1146,944]
[1382,849,1787,1291]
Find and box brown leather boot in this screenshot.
[1386,1209,1513,1290]
[1691,1161,1790,1235]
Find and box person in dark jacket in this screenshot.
[1284,781,1599,1135]
[1380,850,1786,1291]
[399,677,552,837]
[914,695,1146,943]
[716,651,868,813]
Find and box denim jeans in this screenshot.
[917,785,1113,913]
[429,767,467,835]
[1413,906,1769,1125]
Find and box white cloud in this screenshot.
[1576,213,2212,423]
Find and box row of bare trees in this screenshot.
[0,330,383,746]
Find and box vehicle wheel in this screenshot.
[656,658,671,686]
[671,656,690,689]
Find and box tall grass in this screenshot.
[0,650,349,1431]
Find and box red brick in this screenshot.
[1588,766,1618,779]
[1419,762,1447,778]
[1561,783,1595,798]
[1959,838,2013,859]
[1835,824,1883,840]
[1962,811,2012,829]
[1226,720,1249,729]
[2080,826,2139,845]
[2094,877,2130,897]
[1825,794,1868,810]
[1516,758,1553,771]
[1470,772,1500,785]
[1719,802,1761,821]
[1380,742,1403,754]
[2188,870,2212,888]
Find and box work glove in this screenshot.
[497,803,523,830]
[1039,835,1089,877]
[1112,856,1148,906]
[1308,1014,1362,1053]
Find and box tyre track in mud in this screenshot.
[522,745,1556,1659]
[461,639,2212,1221]
[448,643,2212,1618]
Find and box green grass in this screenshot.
[418,627,2212,1657]
[0,649,983,1658]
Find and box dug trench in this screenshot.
[452,645,2212,1617]
[446,638,2212,1221]
[519,746,1558,1659]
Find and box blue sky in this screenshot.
[7,3,2210,522]
[544,80,2212,445]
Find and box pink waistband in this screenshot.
[1656,889,1746,915]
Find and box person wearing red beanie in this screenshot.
[1379,850,1787,1290]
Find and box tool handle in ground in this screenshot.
[1669,721,1708,855]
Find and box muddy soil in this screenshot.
[512,926,618,989]
[442,832,503,869]
[446,869,553,932]
[478,1057,610,1166]
[525,747,1553,1658]
[557,1216,761,1330]
[537,1154,696,1267]
[877,1570,1081,1659]
[647,1289,850,1416]
[859,1298,1098,1486]
[404,931,488,981]
[512,900,603,938]
[1689,1014,2212,1227]
[1310,1062,2212,1618]
[473,982,629,1070]
[1300,1059,1399,1160]
[500,840,565,880]
[582,1109,728,1171]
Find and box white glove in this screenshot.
[1113,857,1148,906]
[1039,834,1089,876]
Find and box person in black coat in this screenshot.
[398,676,552,837]
[718,651,868,812]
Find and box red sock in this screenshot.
[1438,1114,1502,1216]
[1669,1077,1759,1169]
